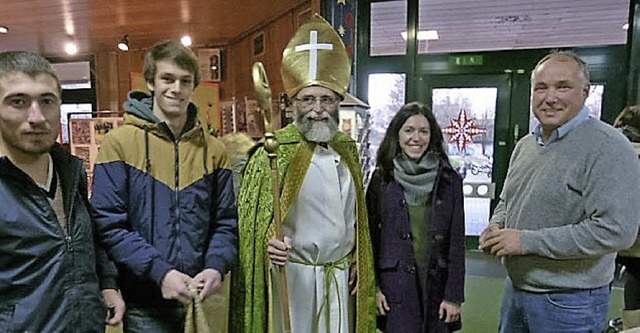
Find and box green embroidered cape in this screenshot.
[229,124,377,333]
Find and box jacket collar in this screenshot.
[124,111,205,143]
[0,144,82,211]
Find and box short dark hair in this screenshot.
[143,40,200,88]
[0,51,61,94]
[376,101,447,180]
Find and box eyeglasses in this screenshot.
[294,95,338,109]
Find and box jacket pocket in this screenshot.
[378,258,404,303]
[379,257,400,270]
[0,303,14,332]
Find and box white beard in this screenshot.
[295,110,339,143]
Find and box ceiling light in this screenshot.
[64,41,78,55]
[181,35,192,47]
[623,23,629,30]
[0,26,8,34]
[401,30,439,41]
[117,34,129,51]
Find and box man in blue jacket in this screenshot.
[91,40,238,332]
[0,51,124,332]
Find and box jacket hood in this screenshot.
[123,90,200,136]
[123,90,161,123]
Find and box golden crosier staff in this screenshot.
[251,62,292,333]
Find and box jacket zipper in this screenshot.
[66,190,74,252]
[65,163,80,253]
[174,140,182,269]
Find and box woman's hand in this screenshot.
[376,290,391,316]
[439,300,461,323]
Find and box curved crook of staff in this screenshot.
[251,62,292,333]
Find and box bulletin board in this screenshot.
[69,115,124,195]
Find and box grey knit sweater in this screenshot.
[491,118,640,292]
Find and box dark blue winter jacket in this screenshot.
[0,144,117,332]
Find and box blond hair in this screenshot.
[220,132,256,164]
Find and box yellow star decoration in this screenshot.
[337,0,346,4]
[338,25,346,37]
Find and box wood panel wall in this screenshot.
[93,1,316,113]
[95,49,145,112]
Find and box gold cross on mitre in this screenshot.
[281,13,351,98]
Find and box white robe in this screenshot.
[272,145,356,333]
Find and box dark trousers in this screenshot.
[123,305,186,333]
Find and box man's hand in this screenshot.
[480,228,523,257]
[191,268,223,301]
[160,269,196,305]
[101,288,125,326]
[439,300,461,323]
[376,290,390,316]
[348,262,358,296]
[267,236,292,266]
[478,222,501,252]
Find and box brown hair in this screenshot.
[143,40,200,88]
[376,102,448,181]
[614,105,640,142]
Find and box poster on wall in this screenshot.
[324,0,356,61]
[192,81,221,136]
[245,98,264,139]
[220,100,237,135]
[197,48,222,82]
[59,104,93,144]
[220,97,286,137]
[69,117,124,195]
[339,109,357,140]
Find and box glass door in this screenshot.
[416,74,512,238]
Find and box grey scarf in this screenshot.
[393,152,439,205]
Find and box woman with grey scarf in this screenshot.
[367,102,465,333]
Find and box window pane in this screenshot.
[418,0,629,54]
[370,1,407,56]
[433,88,497,236]
[52,62,92,89]
[366,73,406,179]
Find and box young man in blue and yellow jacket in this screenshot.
[91,40,238,333]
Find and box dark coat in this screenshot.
[0,144,117,332]
[367,159,465,333]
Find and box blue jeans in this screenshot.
[499,278,610,333]
[123,305,185,333]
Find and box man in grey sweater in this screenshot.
[479,51,640,333]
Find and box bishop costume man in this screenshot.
[230,14,377,333]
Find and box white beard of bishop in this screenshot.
[295,110,339,143]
